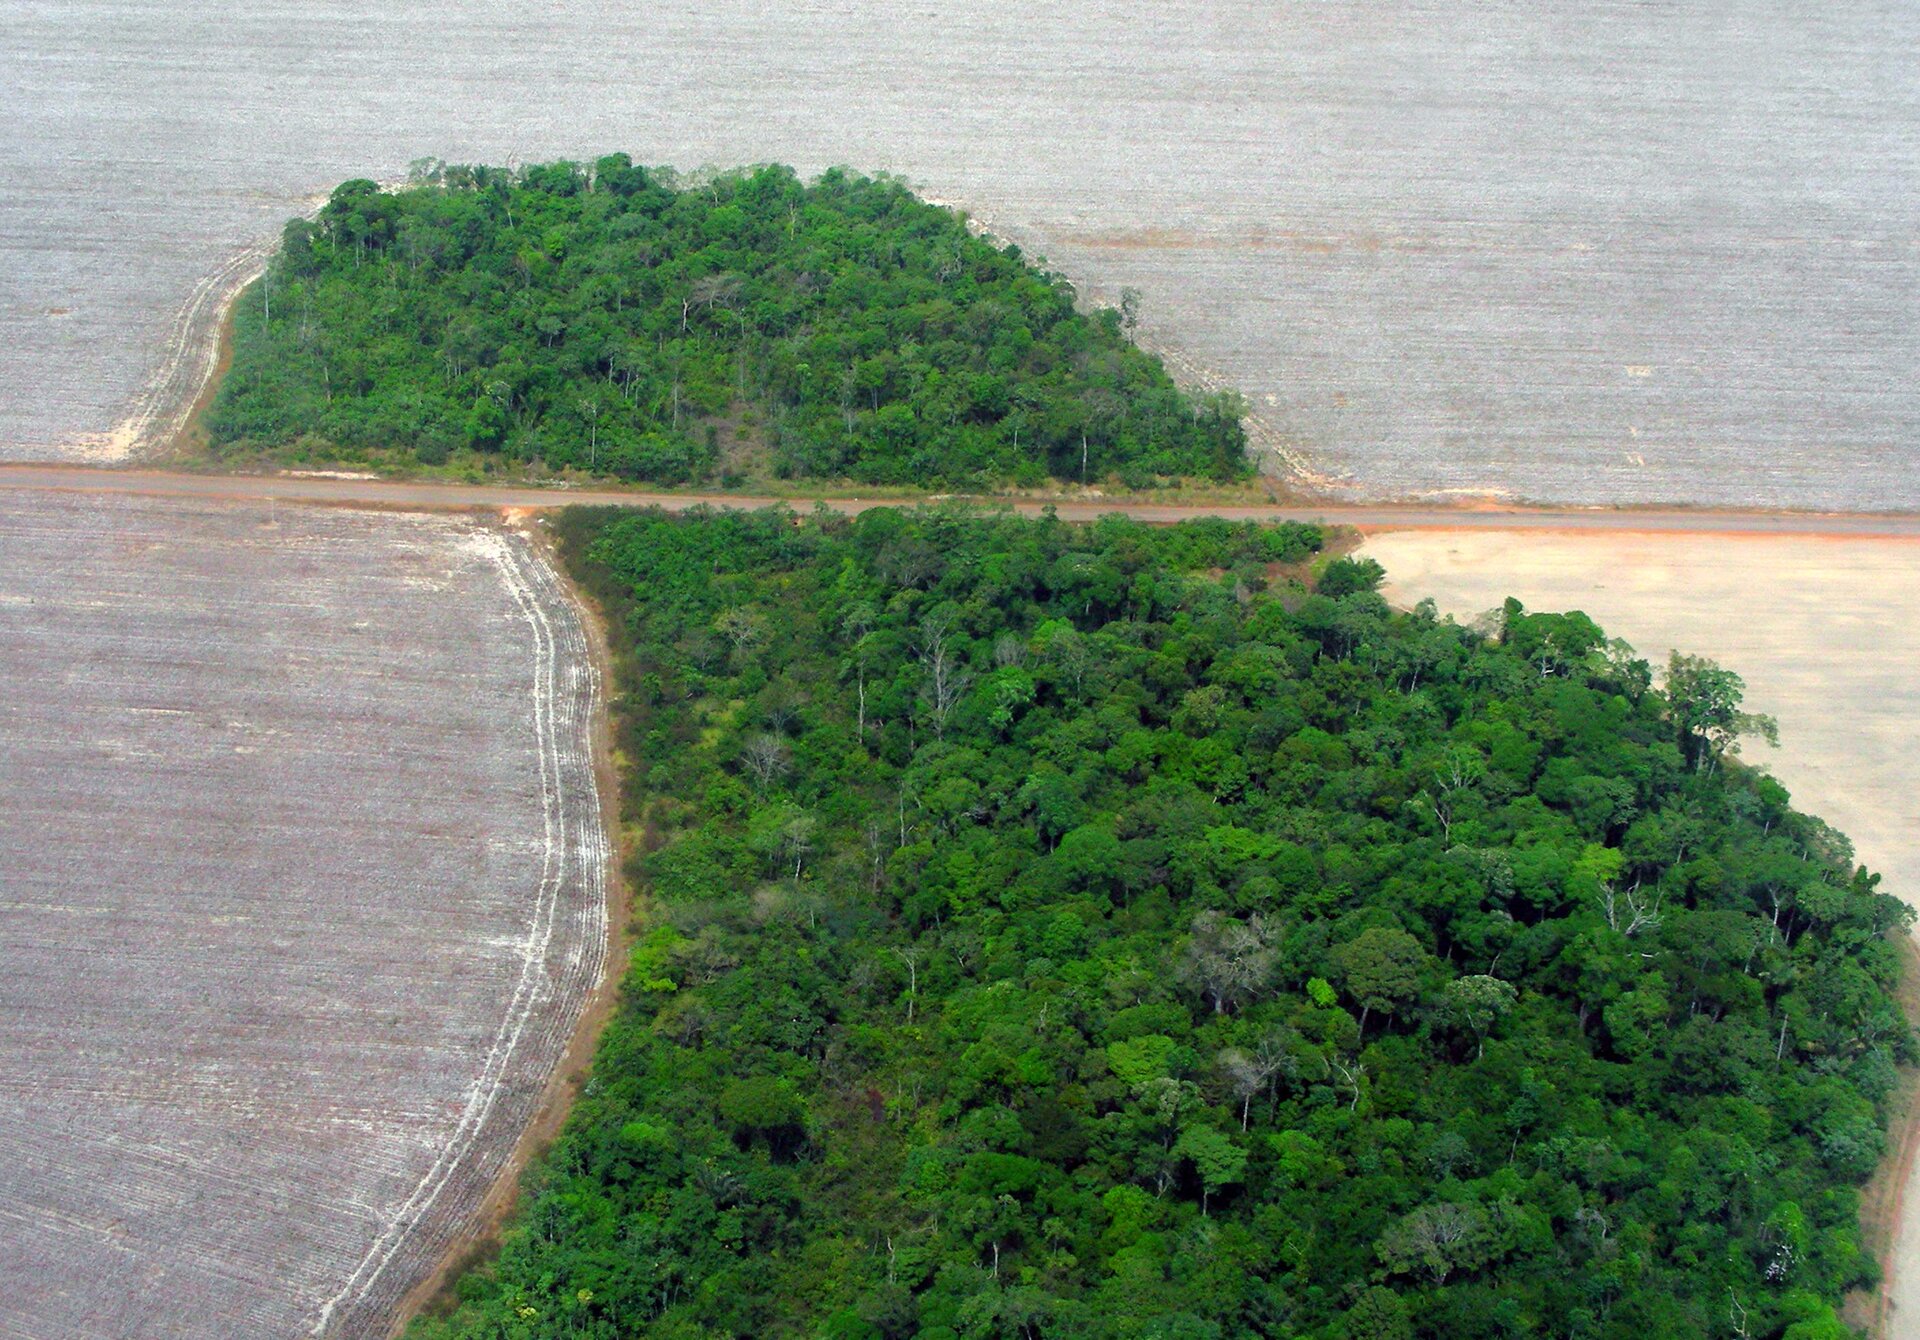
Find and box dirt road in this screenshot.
[5,464,1920,537]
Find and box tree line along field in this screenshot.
[0,490,608,1337]
[205,162,1249,490]
[413,504,1905,1340]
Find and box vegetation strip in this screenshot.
[408,504,1905,1340]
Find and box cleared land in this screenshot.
[4,2,1917,505]
[0,490,608,1337]
[1358,527,1920,1337]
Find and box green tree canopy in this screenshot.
[211,163,1251,488]
[410,506,1907,1340]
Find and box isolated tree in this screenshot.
[1331,927,1427,1033]
[715,607,766,660]
[717,1075,806,1154]
[1444,974,1517,1059]
[1666,651,1778,772]
[1173,1124,1246,1216]
[1345,1288,1414,1340]
[1377,1202,1497,1286]
[1179,910,1278,1014]
[1316,556,1386,599]
[1505,607,1605,678]
[1418,745,1486,846]
[1033,619,1094,701]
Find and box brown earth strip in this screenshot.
[158,267,242,464]
[4,463,1920,538]
[387,512,635,1337]
[1850,935,1920,1338]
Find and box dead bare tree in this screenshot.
[1418,747,1484,847]
[917,611,972,740]
[682,272,741,333]
[863,818,888,892]
[1179,910,1278,1015]
[891,945,925,1023]
[1219,1034,1296,1130]
[1598,879,1662,937]
[715,608,765,661]
[740,733,791,791]
[1326,1053,1367,1111]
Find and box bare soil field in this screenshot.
[4,2,1916,506]
[0,490,608,1337]
[1358,527,1920,1337]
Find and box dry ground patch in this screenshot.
[0,491,608,1336]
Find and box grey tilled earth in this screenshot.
[0,492,608,1337]
[3,0,1916,506]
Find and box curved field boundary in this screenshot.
[91,237,276,462]
[309,523,611,1337]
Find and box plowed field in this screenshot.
[0,491,608,1336]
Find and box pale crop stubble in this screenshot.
[0,491,608,1337]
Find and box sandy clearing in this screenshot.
[1359,527,1920,1338]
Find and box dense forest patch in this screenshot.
[208,161,1248,488]
[413,507,1906,1340]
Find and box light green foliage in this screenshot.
[1442,974,1517,1058]
[412,506,1909,1340]
[1107,1036,1180,1089]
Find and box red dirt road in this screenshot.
[5,463,1920,537]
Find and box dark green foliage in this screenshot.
[413,507,1906,1340]
[209,160,1249,487]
